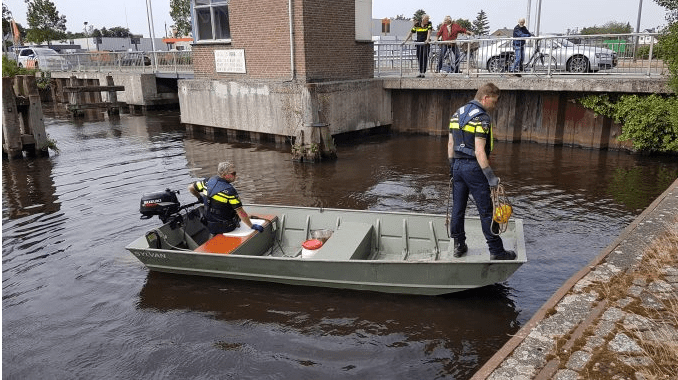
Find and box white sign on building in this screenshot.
[214,49,247,73]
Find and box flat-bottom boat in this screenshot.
[126,190,526,295]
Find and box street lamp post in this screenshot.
[535,0,542,36]
[84,22,90,51]
[145,0,158,70]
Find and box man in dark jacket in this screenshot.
[510,18,532,74]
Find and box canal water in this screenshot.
[3,110,677,379]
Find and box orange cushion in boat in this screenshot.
[194,234,248,255]
[194,215,274,254]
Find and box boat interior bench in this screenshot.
[312,222,373,260]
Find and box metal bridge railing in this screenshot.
[375,33,667,78]
[59,50,193,74]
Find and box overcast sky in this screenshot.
[3,0,671,38]
[374,0,670,33]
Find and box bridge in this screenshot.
[45,33,670,153]
[46,34,665,81]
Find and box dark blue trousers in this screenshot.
[450,159,505,254]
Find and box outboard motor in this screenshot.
[139,188,181,223]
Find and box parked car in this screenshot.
[116,52,151,66]
[474,37,618,73]
[16,47,71,70]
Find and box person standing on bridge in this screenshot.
[188,161,264,236]
[402,14,433,78]
[448,83,516,260]
[510,18,533,75]
[436,16,473,74]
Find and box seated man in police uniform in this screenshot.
[188,161,264,235]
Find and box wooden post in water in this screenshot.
[2,77,24,159]
[106,75,120,115]
[23,76,49,157]
[68,76,84,117]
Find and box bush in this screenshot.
[635,44,664,60]
[658,22,678,93]
[579,94,678,153]
[2,54,37,77]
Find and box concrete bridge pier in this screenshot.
[291,84,337,162]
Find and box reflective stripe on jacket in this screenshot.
[449,100,493,159]
[411,21,432,42]
[194,176,242,224]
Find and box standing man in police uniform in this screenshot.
[448,83,516,260]
[188,161,264,235]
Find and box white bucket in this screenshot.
[301,239,323,259]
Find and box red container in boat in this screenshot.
[301,239,323,258]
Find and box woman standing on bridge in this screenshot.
[402,14,433,78]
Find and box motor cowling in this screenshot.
[140,189,180,220]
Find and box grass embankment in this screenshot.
[583,218,678,379]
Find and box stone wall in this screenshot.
[178,78,391,138]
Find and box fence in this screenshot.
[55,50,193,74]
[374,33,666,78]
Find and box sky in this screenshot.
[3,0,671,38]
[373,0,670,34]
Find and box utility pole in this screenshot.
[634,0,643,61]
[535,0,542,36]
[146,0,158,69]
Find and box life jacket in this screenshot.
[202,176,240,233]
[449,100,493,159]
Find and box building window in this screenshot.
[194,0,231,41]
[381,18,390,34]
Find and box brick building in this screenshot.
[189,0,373,82]
[180,0,392,161]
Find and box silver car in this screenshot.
[474,37,618,73]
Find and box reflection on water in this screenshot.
[136,272,519,378]
[3,109,677,379]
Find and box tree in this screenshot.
[394,14,410,21]
[472,10,490,35]
[413,9,426,22]
[654,0,678,23]
[2,4,11,38]
[24,0,66,44]
[581,21,633,35]
[170,0,191,37]
[455,18,473,31]
[108,26,131,38]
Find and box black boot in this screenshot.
[490,250,516,260]
[453,239,468,258]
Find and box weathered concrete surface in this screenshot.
[390,88,633,150]
[177,78,392,138]
[471,178,678,380]
[382,76,672,94]
[50,72,178,107]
